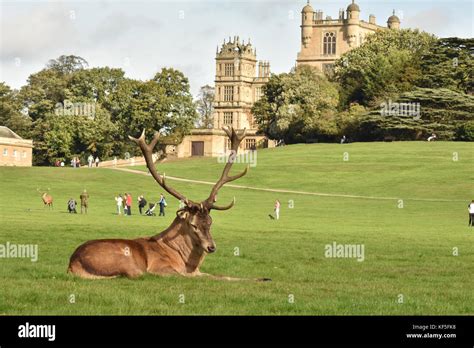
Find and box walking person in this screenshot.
[159,194,167,216]
[269,199,281,220]
[115,194,123,215]
[123,193,128,215]
[67,198,77,214]
[95,156,100,167]
[468,200,474,227]
[138,195,147,215]
[88,154,94,168]
[126,193,132,215]
[274,199,281,220]
[80,189,89,214]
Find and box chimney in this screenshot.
[369,14,376,24]
[339,9,345,20]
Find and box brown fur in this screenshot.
[41,192,53,208]
[68,209,212,279]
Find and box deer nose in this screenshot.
[207,245,216,253]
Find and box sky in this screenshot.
[1,0,473,97]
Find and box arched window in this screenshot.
[323,32,336,55]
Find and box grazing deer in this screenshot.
[38,188,53,209]
[68,126,269,281]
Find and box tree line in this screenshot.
[0,55,214,165]
[252,30,473,143]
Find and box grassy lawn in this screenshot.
[0,141,473,315]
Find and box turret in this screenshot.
[387,10,401,29]
[301,1,314,48]
[346,0,360,47]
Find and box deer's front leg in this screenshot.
[190,270,257,282]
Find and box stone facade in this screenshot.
[297,1,401,72]
[176,2,401,158]
[0,126,33,167]
[176,36,274,158]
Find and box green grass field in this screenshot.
[0,141,473,315]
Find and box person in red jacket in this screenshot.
[126,193,132,216]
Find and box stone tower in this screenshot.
[213,36,270,134]
[175,37,274,157]
[296,1,401,72]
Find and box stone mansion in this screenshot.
[174,1,401,157]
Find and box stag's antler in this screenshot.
[129,130,191,206]
[204,126,249,210]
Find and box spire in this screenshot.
[393,9,396,15]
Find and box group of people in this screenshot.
[115,193,167,216]
[67,190,89,214]
[87,155,100,168]
[54,155,100,168]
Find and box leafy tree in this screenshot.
[47,55,88,75]
[252,65,339,143]
[418,38,474,94]
[195,85,215,128]
[347,88,474,141]
[334,29,436,108]
[0,82,32,138]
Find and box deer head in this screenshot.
[129,126,248,254]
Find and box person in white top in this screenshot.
[88,154,94,168]
[269,199,281,220]
[95,156,100,167]
[115,194,123,215]
[468,200,474,227]
[427,133,437,141]
[275,199,281,220]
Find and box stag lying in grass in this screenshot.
[38,188,53,209]
[68,126,269,281]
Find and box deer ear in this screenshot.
[177,210,189,220]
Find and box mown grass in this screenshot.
[0,141,473,315]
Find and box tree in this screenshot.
[418,38,474,94]
[0,82,32,138]
[47,55,88,75]
[252,65,339,143]
[334,29,436,108]
[347,88,474,141]
[195,85,215,128]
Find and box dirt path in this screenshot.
[109,167,464,203]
